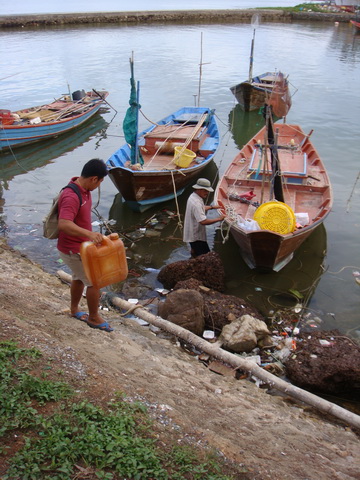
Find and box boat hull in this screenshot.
[229,220,319,271]
[215,122,332,271]
[107,106,219,211]
[350,19,360,31]
[0,91,108,151]
[108,163,208,211]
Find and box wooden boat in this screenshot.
[0,89,108,151]
[107,106,219,212]
[106,59,219,212]
[350,19,360,31]
[0,115,108,185]
[334,1,358,13]
[214,112,333,271]
[230,71,292,117]
[230,17,291,117]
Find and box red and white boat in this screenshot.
[214,113,333,271]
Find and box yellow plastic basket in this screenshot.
[173,146,196,168]
[253,201,296,234]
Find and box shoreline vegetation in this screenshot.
[0,8,356,28]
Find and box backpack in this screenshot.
[43,183,82,239]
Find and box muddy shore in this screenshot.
[0,9,355,28]
[1,236,360,479]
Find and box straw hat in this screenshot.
[192,178,214,192]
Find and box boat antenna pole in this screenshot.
[135,79,140,165]
[249,14,260,82]
[197,32,211,107]
[265,104,284,203]
[198,32,203,107]
[122,53,144,166]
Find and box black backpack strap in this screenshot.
[63,183,83,213]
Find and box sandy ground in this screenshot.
[0,237,359,480]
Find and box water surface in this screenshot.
[1,18,359,338]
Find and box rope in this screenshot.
[139,108,172,127]
[219,204,240,244]
[118,304,143,316]
[90,186,126,242]
[170,170,183,231]
[346,170,360,213]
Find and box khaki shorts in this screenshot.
[58,251,92,286]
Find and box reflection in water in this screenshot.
[228,104,266,150]
[214,223,327,317]
[329,23,360,62]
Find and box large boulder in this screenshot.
[173,279,265,335]
[219,314,270,353]
[157,289,205,336]
[157,252,225,292]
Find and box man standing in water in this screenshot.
[57,158,113,332]
[183,178,225,258]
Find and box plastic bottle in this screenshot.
[80,233,128,289]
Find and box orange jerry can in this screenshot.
[80,233,128,289]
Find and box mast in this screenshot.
[122,54,143,166]
[265,105,284,203]
[135,80,140,164]
[248,27,255,82]
[248,14,260,82]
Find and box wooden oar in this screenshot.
[92,88,117,113]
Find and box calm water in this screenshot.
[1,17,359,339]
[0,0,301,15]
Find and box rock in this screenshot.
[157,252,225,292]
[219,315,270,353]
[285,330,360,395]
[171,279,265,335]
[157,289,205,336]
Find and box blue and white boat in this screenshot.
[107,105,220,212]
[107,57,220,212]
[0,89,108,151]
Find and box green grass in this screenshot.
[259,3,329,13]
[0,340,251,480]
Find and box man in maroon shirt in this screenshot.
[57,158,113,332]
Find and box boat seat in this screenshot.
[249,147,307,180]
[198,137,217,156]
[252,82,275,89]
[173,112,209,125]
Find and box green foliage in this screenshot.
[0,341,71,439]
[261,3,329,13]
[1,341,246,480]
[162,445,242,480]
[4,400,167,480]
[290,3,328,12]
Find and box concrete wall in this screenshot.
[0,9,355,29]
